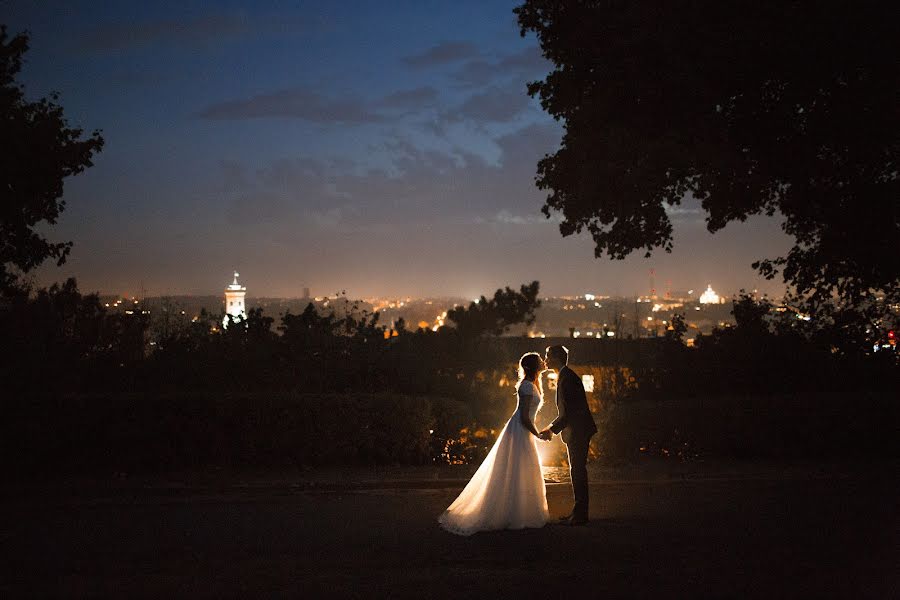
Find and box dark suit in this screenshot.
[549,365,598,519]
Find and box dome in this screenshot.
[699,285,720,304]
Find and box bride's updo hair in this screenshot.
[515,352,544,398]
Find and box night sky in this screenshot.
[8,1,791,299]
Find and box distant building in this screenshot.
[699,284,721,305]
[223,271,246,328]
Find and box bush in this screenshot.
[594,391,899,460]
[2,392,469,477]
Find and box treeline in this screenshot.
[0,279,540,475]
[1,280,897,476]
[8,392,475,474]
[596,294,899,460]
[641,294,898,399]
[1,279,540,400]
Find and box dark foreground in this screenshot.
[1,462,897,598]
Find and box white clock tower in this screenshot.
[223,271,246,327]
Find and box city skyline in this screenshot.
[93,275,764,304]
[9,1,793,299]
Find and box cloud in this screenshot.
[664,199,705,223]
[379,86,439,110]
[77,13,307,53]
[453,46,550,88]
[451,60,498,88]
[446,84,533,123]
[197,88,382,123]
[228,190,298,225]
[216,122,562,228]
[198,85,444,123]
[498,46,548,73]
[665,206,702,216]
[402,41,479,68]
[494,122,562,169]
[492,209,562,225]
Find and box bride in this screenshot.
[438,352,550,536]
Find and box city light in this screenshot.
[223,271,246,329]
[581,374,595,392]
[699,285,720,304]
[91,284,755,342]
[545,371,558,390]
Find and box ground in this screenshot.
[1,461,896,598]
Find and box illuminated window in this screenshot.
[546,371,558,390]
[581,374,595,393]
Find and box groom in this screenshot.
[540,345,598,526]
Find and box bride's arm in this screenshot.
[518,390,541,437]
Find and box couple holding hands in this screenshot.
[439,345,597,536]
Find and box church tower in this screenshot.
[223,271,246,327]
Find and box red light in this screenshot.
[889,330,896,340]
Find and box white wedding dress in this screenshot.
[438,380,549,536]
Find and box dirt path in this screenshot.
[1,465,896,598]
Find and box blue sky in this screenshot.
[7,1,791,298]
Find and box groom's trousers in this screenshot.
[566,434,592,518]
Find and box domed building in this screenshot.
[699,284,721,305]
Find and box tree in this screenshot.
[664,312,687,345]
[1,27,104,291]
[515,2,899,341]
[731,292,773,337]
[444,281,541,338]
[0,277,149,392]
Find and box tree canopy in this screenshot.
[1,27,104,291]
[515,2,898,334]
[445,281,541,338]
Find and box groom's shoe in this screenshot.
[563,515,589,526]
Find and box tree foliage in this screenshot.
[663,312,687,345]
[515,2,899,333]
[0,278,149,393]
[3,277,896,472]
[0,27,104,290]
[444,280,541,337]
